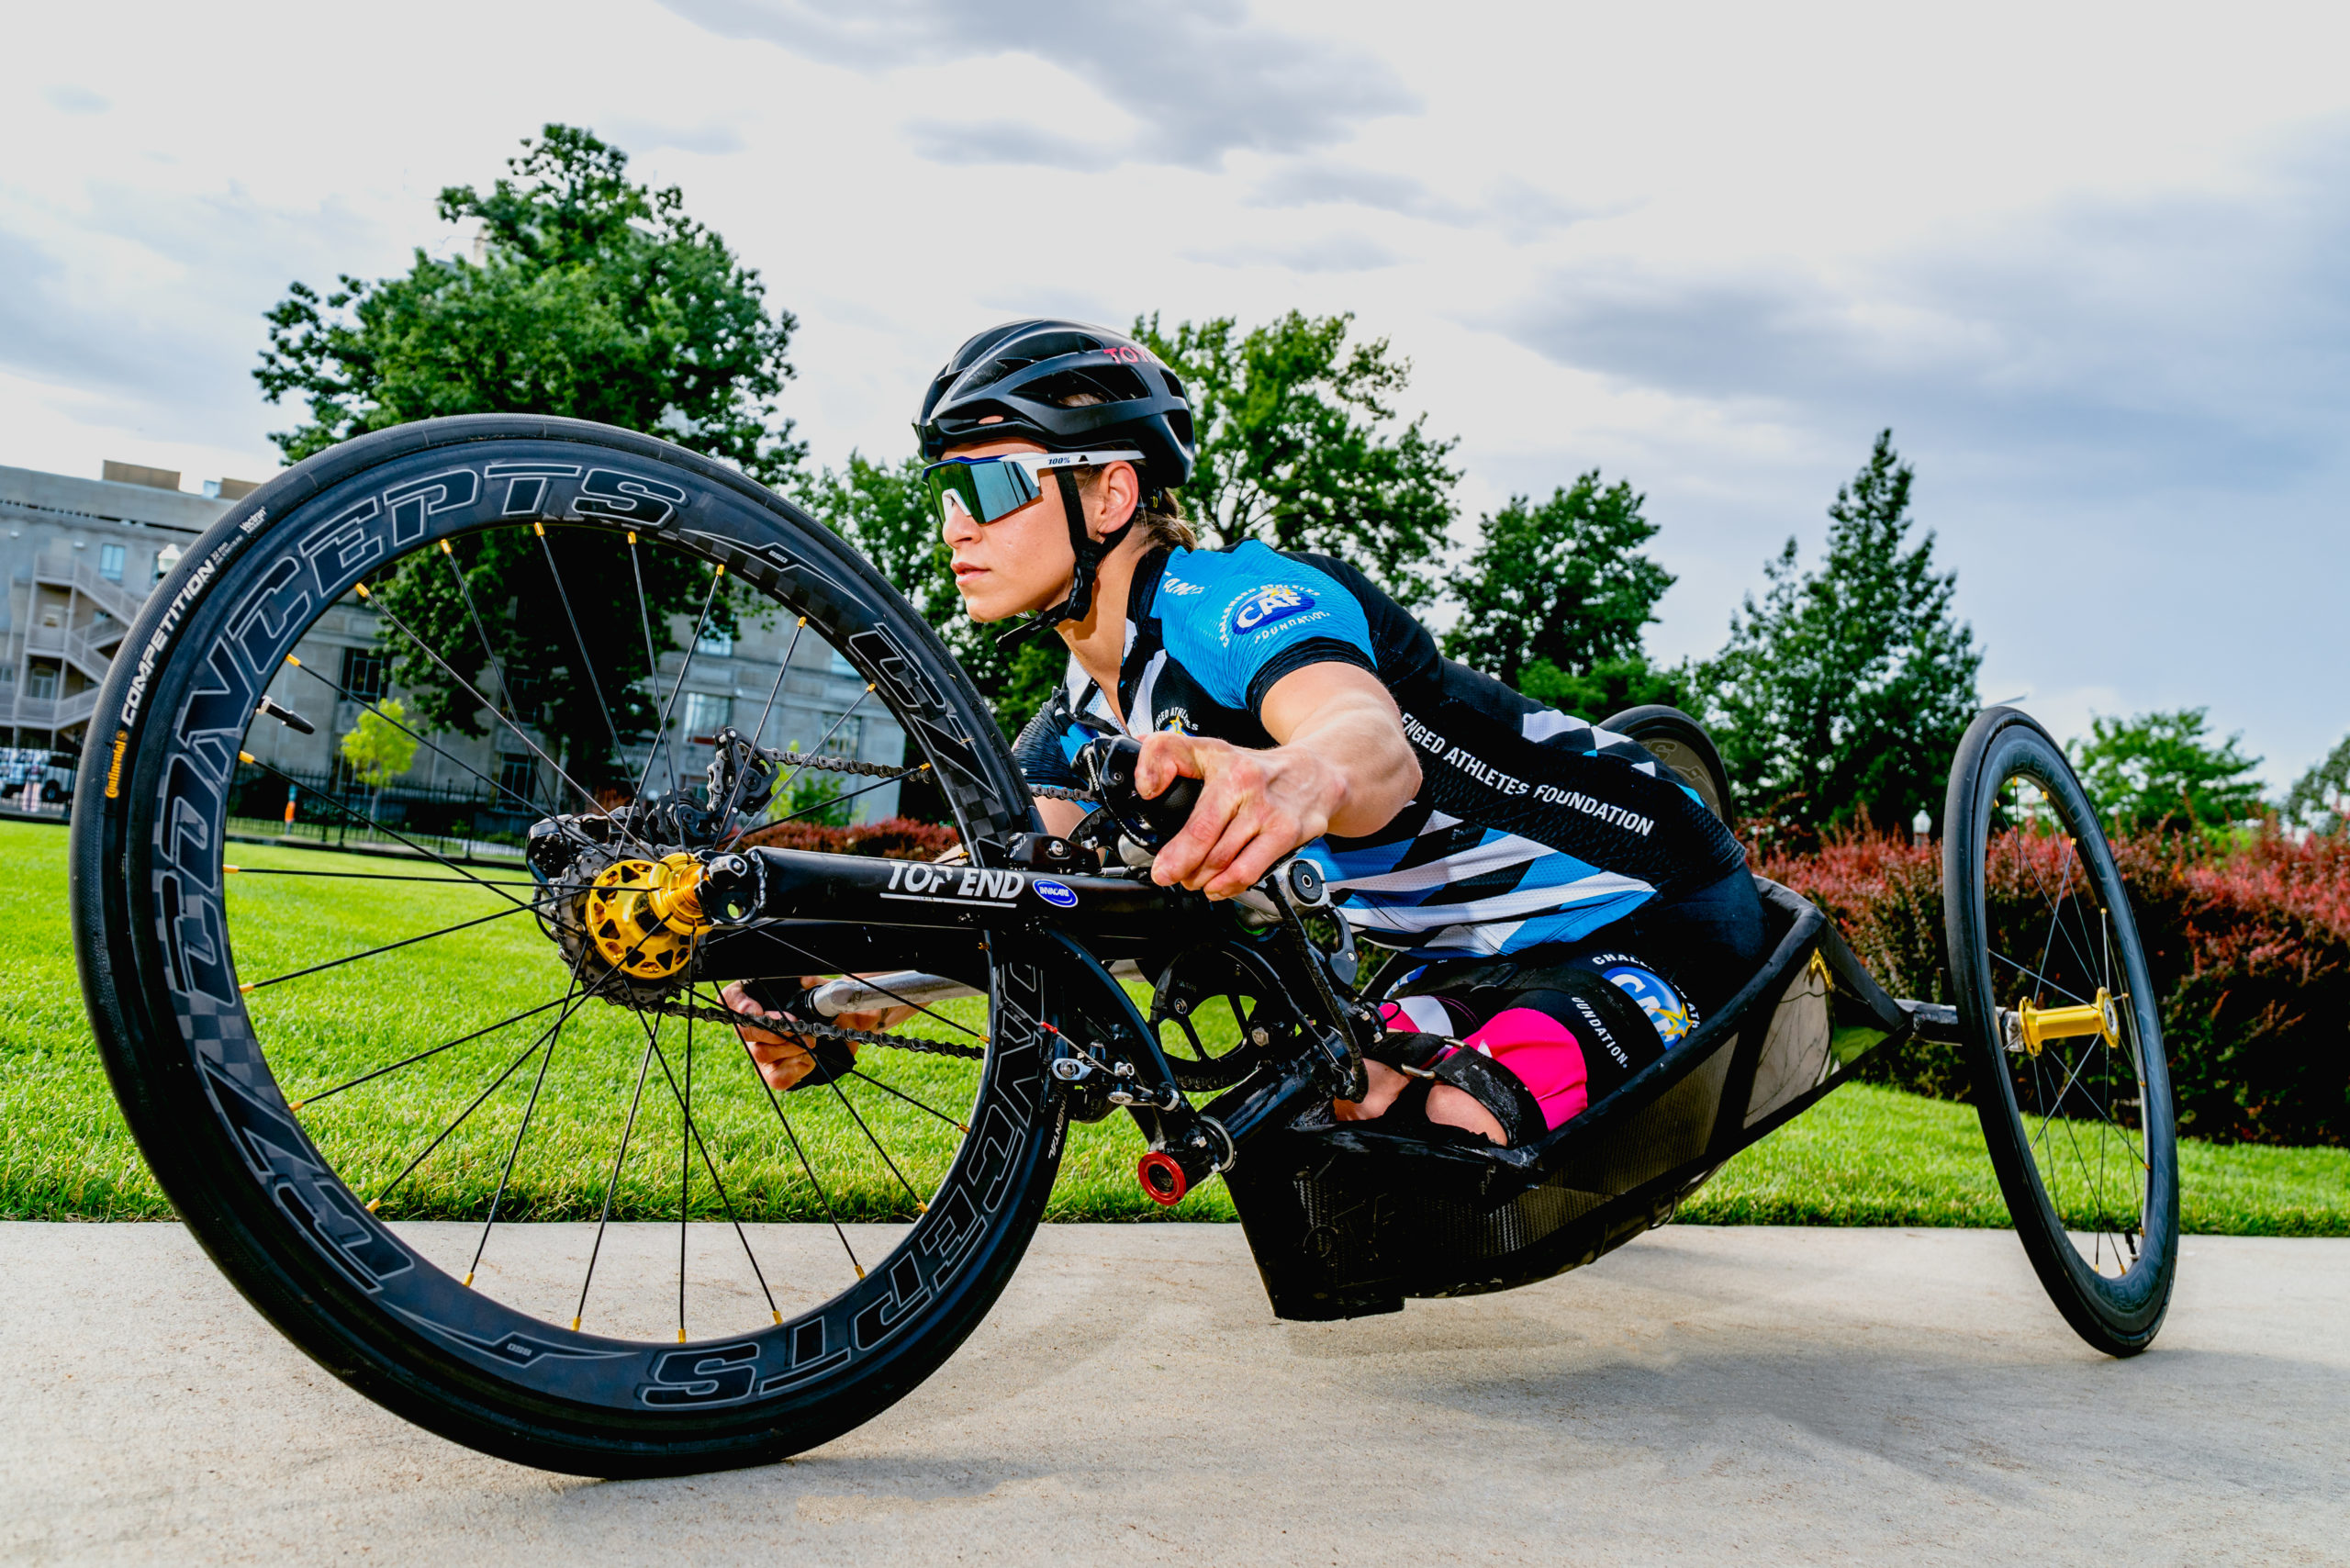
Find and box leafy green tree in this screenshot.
[256,124,803,478]
[2285,734,2350,834]
[252,125,799,785]
[1135,311,1459,606]
[1443,474,1678,716]
[1519,655,1684,722]
[339,699,420,790]
[1698,431,1982,833]
[2074,709,2266,833]
[772,761,851,827]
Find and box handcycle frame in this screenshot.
[695,840,1964,1322]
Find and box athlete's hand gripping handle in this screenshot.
[1077,735,1203,850]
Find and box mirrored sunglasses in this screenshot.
[923,450,1146,527]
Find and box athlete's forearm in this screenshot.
[1259,665,1420,839]
[1273,689,1421,838]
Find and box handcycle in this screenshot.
[71,414,2178,1477]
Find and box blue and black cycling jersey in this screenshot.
[1013,541,1748,959]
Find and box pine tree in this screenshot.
[1699,431,1982,833]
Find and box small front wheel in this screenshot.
[1942,707,2179,1355]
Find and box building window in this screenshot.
[696,628,733,656]
[341,646,390,703]
[498,755,538,801]
[681,691,731,739]
[822,716,864,758]
[27,666,59,701]
[154,545,183,583]
[98,543,126,583]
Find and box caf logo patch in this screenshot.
[1231,584,1315,634]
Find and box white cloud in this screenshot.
[2,0,2345,784]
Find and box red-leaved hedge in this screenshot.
[1759,831,2350,1147]
[734,815,961,860]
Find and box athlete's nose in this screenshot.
[938,497,981,547]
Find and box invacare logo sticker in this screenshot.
[1230,584,1315,633]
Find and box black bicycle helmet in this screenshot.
[916,319,1196,493]
[916,319,1198,643]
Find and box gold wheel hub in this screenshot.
[582,853,711,980]
[2009,987,2121,1057]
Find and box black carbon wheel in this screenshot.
[1942,707,2178,1355]
[71,415,1071,1474]
[1600,705,1734,823]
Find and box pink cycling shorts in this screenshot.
[1381,997,1593,1129]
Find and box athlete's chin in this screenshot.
[955,577,1048,625]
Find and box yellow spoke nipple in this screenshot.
[285,1099,305,1113]
[238,751,255,765]
[771,1310,783,1326]
[714,564,725,577]
[570,1316,582,1332]
[238,981,255,994]
[627,531,636,544]
[352,582,370,599]
[533,522,546,537]
[439,540,453,554]
[917,1202,929,1215]
[462,1271,474,1288]
[365,1198,381,1213]
[677,1328,687,1344]
[854,1264,867,1280]
[225,864,241,874]
[284,654,300,667]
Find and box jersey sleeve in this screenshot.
[1158,542,1378,717]
[1011,686,1087,790]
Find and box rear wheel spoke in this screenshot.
[575,1025,661,1332]
[286,991,579,1110]
[632,563,725,806]
[464,964,589,1285]
[355,580,621,836]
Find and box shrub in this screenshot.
[1758,828,2350,1147]
[734,815,960,861]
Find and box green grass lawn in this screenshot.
[4,819,2344,1234]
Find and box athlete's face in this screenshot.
[937,435,1078,622]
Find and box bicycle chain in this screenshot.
[778,749,1097,804]
[632,991,989,1060]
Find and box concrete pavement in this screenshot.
[3,1222,2344,1566]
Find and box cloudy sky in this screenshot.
[7,1,2345,785]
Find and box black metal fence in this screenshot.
[226,762,534,859]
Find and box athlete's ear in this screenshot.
[1089,460,1141,543]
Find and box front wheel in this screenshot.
[1942,707,2179,1355]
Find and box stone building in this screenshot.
[1,461,908,823]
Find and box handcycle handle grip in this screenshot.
[1076,735,1203,851]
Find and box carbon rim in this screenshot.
[95,424,1062,1431]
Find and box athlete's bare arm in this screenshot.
[1138,661,1420,901]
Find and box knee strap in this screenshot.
[1362,1029,1454,1076]
[1428,1048,1549,1146]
